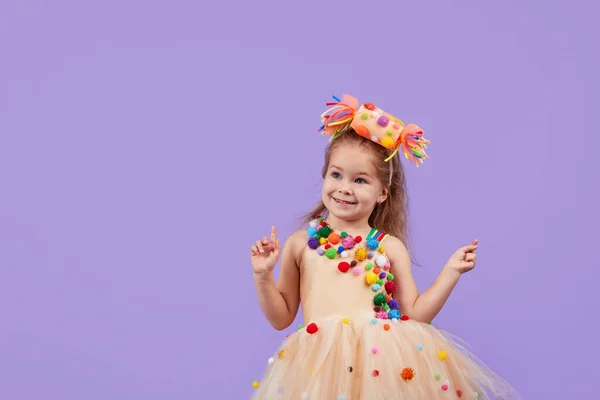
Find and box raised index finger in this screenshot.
[270,226,277,242]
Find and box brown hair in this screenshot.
[301,130,411,246]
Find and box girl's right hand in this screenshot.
[250,226,281,276]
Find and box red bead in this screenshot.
[338,262,351,273]
[372,369,379,377]
[306,323,319,334]
[457,390,463,397]
[384,282,397,294]
[355,236,362,243]
[401,315,409,321]
[324,244,332,250]
[364,103,376,111]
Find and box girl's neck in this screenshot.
[324,214,371,236]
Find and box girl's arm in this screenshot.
[385,236,461,323]
[253,230,304,330]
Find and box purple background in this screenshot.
[1,0,598,398]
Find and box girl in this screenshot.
[249,94,518,399]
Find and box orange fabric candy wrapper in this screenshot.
[318,94,430,165]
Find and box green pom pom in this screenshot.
[383,304,390,311]
[297,325,304,331]
[318,225,332,238]
[325,248,337,259]
[387,273,394,281]
[373,293,386,306]
[341,231,348,238]
[377,279,384,286]
[365,263,373,271]
[361,112,369,120]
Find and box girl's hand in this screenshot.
[444,239,478,275]
[250,226,281,276]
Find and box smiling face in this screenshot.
[321,143,388,224]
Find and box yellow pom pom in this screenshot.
[381,136,395,149]
[379,246,386,253]
[342,317,350,324]
[278,348,286,359]
[252,381,260,388]
[319,237,327,245]
[366,272,378,285]
[437,350,448,360]
[354,248,368,261]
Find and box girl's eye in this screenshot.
[355,178,366,184]
[331,172,341,179]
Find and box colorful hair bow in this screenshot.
[318,94,430,166]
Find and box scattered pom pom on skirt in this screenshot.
[251,316,519,400]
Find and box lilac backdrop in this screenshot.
[1,0,598,399]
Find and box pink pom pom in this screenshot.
[342,236,355,249]
[375,311,388,319]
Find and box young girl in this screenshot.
[249,94,518,399]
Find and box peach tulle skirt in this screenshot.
[251,316,519,400]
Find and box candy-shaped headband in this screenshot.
[318,94,430,165]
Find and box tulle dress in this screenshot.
[251,221,519,399]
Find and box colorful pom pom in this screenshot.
[338,262,350,273]
[375,255,387,267]
[387,299,399,309]
[307,237,319,249]
[400,367,415,381]
[342,236,355,249]
[354,248,368,261]
[366,238,379,250]
[325,247,337,259]
[372,284,381,291]
[318,225,332,238]
[366,272,378,285]
[307,227,318,237]
[385,281,397,294]
[309,219,319,228]
[252,381,260,388]
[373,293,387,306]
[306,323,319,334]
[437,350,448,360]
[376,310,388,319]
[355,236,362,243]
[328,233,340,244]
[388,309,400,319]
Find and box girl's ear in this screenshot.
[377,187,388,204]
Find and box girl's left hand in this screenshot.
[444,239,478,274]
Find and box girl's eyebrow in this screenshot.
[329,165,371,177]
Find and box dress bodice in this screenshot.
[299,219,400,323]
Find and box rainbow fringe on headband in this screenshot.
[318,94,430,166]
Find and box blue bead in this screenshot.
[417,344,423,351]
[337,246,344,253]
[370,318,377,324]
